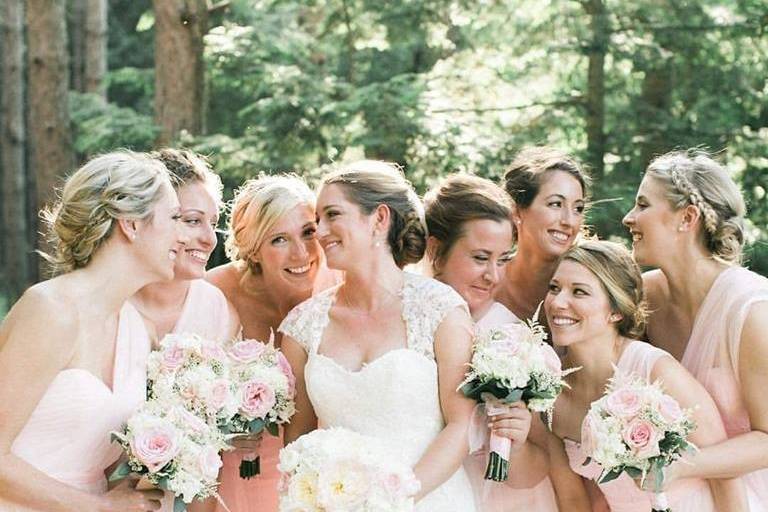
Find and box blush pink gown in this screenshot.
[464,301,559,512]
[564,341,716,512]
[169,279,277,512]
[3,303,151,512]
[681,265,768,509]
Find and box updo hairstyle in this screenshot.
[321,160,426,268]
[150,148,223,207]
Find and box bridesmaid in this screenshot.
[131,149,240,512]
[495,146,590,322]
[623,149,768,507]
[206,175,331,512]
[0,151,185,511]
[423,173,562,511]
[541,240,745,511]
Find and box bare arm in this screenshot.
[411,306,475,500]
[0,290,162,512]
[649,356,748,510]
[543,424,592,512]
[488,403,550,488]
[282,335,317,444]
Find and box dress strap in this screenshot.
[616,340,670,382]
[278,285,339,354]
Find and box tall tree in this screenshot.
[27,0,75,276]
[85,0,108,97]
[69,0,87,91]
[153,0,208,142]
[581,0,608,179]
[1,0,31,296]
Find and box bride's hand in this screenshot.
[98,475,164,511]
[487,401,532,452]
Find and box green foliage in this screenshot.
[69,92,160,158]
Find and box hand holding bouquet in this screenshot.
[110,399,229,511]
[278,427,420,512]
[222,333,296,478]
[459,309,577,481]
[581,372,696,512]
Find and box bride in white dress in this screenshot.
[280,160,477,511]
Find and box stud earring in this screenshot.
[677,225,684,232]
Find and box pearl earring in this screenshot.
[677,225,684,232]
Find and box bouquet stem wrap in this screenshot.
[651,491,670,512]
[239,452,261,479]
[484,396,512,482]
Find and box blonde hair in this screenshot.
[151,148,224,207]
[224,174,315,271]
[645,149,746,264]
[424,173,512,269]
[42,151,171,274]
[561,240,648,338]
[321,160,426,268]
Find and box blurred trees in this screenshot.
[1,0,767,303]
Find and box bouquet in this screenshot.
[221,334,296,478]
[278,427,420,512]
[110,399,229,512]
[459,309,577,481]
[581,372,697,512]
[147,332,238,424]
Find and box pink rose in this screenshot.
[605,388,643,419]
[622,418,661,459]
[206,379,231,411]
[657,394,683,424]
[130,425,180,473]
[229,340,266,364]
[201,341,227,362]
[161,346,185,372]
[239,380,276,420]
[276,351,296,398]
[541,344,562,374]
[177,407,207,434]
[197,446,223,481]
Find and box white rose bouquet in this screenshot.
[581,372,696,512]
[459,309,577,481]
[109,399,229,511]
[278,427,420,512]
[221,333,296,478]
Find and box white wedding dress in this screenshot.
[279,272,477,511]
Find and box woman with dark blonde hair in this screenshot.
[281,160,477,510]
[624,149,768,507]
[0,151,187,511]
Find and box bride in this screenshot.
[280,160,477,510]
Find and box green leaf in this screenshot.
[267,421,279,437]
[136,11,155,32]
[624,466,643,479]
[598,469,622,484]
[173,496,187,512]
[107,461,132,482]
[248,418,266,433]
[503,389,524,403]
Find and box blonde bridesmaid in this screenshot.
[0,152,186,511]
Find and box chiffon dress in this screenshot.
[3,303,151,512]
[279,272,477,511]
[564,340,717,512]
[464,301,559,512]
[681,265,768,510]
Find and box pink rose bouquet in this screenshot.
[110,399,229,511]
[581,372,696,512]
[459,308,578,481]
[278,427,419,511]
[147,333,238,423]
[222,333,296,479]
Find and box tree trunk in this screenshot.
[582,0,608,179]
[153,0,208,143]
[27,0,75,277]
[69,0,87,92]
[1,0,32,296]
[639,63,673,168]
[84,0,107,97]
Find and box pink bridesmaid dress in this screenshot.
[464,301,560,512]
[564,341,716,512]
[3,302,151,512]
[681,265,768,509]
[169,279,277,512]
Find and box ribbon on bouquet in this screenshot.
[466,392,514,482]
[650,491,670,512]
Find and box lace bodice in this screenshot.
[279,272,476,511]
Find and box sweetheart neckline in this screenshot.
[311,347,435,375]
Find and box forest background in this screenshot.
[1,0,767,318]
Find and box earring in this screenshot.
[130,233,136,241]
[375,240,381,247]
[677,225,684,232]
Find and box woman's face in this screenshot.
[515,171,585,260]
[136,183,188,282]
[174,182,219,280]
[435,219,513,318]
[252,203,321,298]
[316,184,379,271]
[622,176,680,267]
[544,259,617,347]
